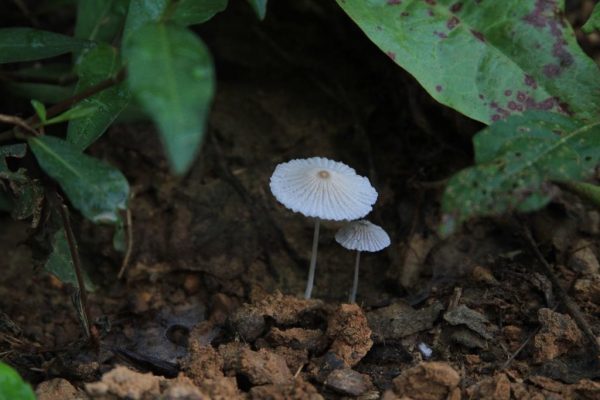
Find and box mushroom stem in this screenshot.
[349,251,361,303]
[304,218,320,299]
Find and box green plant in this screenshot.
[0,362,36,400]
[337,0,600,234]
[0,0,268,342]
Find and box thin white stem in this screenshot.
[349,251,361,303]
[304,219,320,299]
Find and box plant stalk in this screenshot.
[304,218,320,299]
[349,251,361,303]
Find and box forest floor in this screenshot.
[1,1,599,399]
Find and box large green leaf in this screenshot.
[122,0,169,42]
[127,23,215,174]
[171,0,228,26]
[0,28,87,64]
[0,362,35,400]
[336,0,600,124]
[45,228,95,290]
[75,0,129,43]
[247,0,267,19]
[29,136,129,223]
[67,45,130,150]
[4,82,74,104]
[582,2,600,33]
[441,111,600,235]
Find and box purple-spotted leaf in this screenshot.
[336,0,600,124]
[440,111,600,236]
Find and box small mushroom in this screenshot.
[335,220,390,303]
[270,157,377,299]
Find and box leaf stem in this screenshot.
[558,181,600,209]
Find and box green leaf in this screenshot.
[31,100,47,123]
[247,0,267,20]
[122,0,169,43]
[336,0,600,124]
[45,228,95,290]
[75,0,130,43]
[0,362,35,400]
[10,178,44,226]
[561,181,600,209]
[582,3,600,33]
[29,136,129,224]
[44,105,97,125]
[172,0,228,26]
[67,45,130,150]
[440,111,600,236]
[0,28,87,64]
[4,82,74,104]
[127,23,215,174]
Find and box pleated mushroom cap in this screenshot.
[270,157,378,221]
[335,220,390,252]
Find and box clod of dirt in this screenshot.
[85,366,162,400]
[265,327,326,352]
[160,375,208,399]
[36,378,83,400]
[249,378,323,400]
[470,265,500,285]
[182,342,242,399]
[533,308,583,364]
[220,343,293,385]
[228,291,325,342]
[324,368,375,397]
[449,327,488,349]
[465,373,511,400]
[387,362,461,400]
[268,345,309,373]
[528,375,600,399]
[326,303,372,367]
[367,301,444,342]
[443,304,496,340]
[568,239,599,276]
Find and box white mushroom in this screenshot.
[335,220,390,303]
[270,157,378,299]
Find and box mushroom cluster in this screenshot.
[270,157,390,302]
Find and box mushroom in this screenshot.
[335,219,390,303]
[270,157,377,299]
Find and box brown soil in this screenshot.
[1,1,600,399]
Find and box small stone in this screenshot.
[391,362,460,400]
[471,265,499,285]
[533,308,583,363]
[220,344,293,386]
[367,301,444,341]
[568,239,599,276]
[324,368,373,397]
[574,275,600,304]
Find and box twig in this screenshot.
[58,198,99,349]
[0,114,39,137]
[117,208,134,279]
[522,225,600,358]
[0,69,126,138]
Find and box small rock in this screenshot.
[449,327,488,349]
[444,304,496,340]
[324,368,373,397]
[466,373,511,400]
[574,275,600,304]
[85,366,162,400]
[367,301,444,342]
[327,303,373,367]
[270,346,309,373]
[161,375,207,399]
[220,344,293,385]
[36,378,83,400]
[502,325,524,352]
[533,308,583,364]
[471,265,499,285]
[568,239,599,276]
[391,362,461,400]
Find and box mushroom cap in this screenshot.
[335,220,390,252]
[270,157,378,221]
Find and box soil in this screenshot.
[1,1,600,399]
